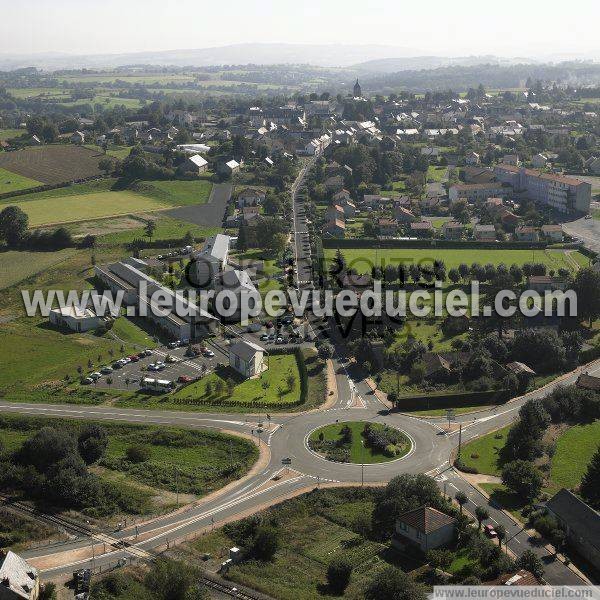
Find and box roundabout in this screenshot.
[307,420,412,464]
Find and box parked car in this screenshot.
[142,349,153,356]
[168,341,178,349]
[129,355,139,362]
[100,366,113,374]
[147,363,159,371]
[121,357,131,364]
[203,349,215,358]
[260,334,270,341]
[166,355,178,363]
[81,377,94,385]
[178,375,193,384]
[112,362,123,369]
[89,372,101,381]
[484,524,497,538]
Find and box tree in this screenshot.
[573,268,600,326]
[317,342,335,360]
[475,506,489,530]
[426,548,453,573]
[251,525,279,561]
[580,445,600,509]
[145,558,208,600]
[327,556,353,593]
[501,460,543,503]
[145,220,156,240]
[495,523,506,548]
[365,566,426,600]
[17,427,78,474]
[516,549,544,579]
[39,582,57,600]
[448,268,460,285]
[455,491,468,514]
[0,205,29,247]
[77,424,108,464]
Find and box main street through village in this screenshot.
[0,161,593,587]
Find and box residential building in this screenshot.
[463,166,496,184]
[393,206,416,223]
[326,204,345,222]
[541,224,564,242]
[465,151,480,165]
[218,159,240,176]
[217,269,259,322]
[586,157,600,175]
[378,218,399,236]
[392,506,456,553]
[241,205,261,226]
[339,198,357,218]
[0,551,39,600]
[449,182,511,203]
[186,154,208,175]
[442,221,465,240]
[323,219,346,237]
[488,570,542,586]
[494,164,591,215]
[410,221,433,237]
[514,226,539,242]
[546,489,600,571]
[70,131,85,145]
[229,340,266,379]
[526,275,568,293]
[532,153,549,168]
[474,224,496,241]
[502,154,520,166]
[237,188,266,208]
[576,372,600,391]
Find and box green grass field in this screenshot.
[171,353,301,407]
[0,129,25,140]
[458,425,511,476]
[325,248,584,273]
[309,421,411,464]
[11,190,170,226]
[143,179,212,206]
[0,167,42,194]
[0,249,78,289]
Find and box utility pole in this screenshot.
[361,440,364,487]
[458,423,463,458]
[175,466,179,509]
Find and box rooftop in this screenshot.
[397,506,456,534]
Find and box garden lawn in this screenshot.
[170,353,301,407]
[0,167,42,194]
[324,248,584,274]
[550,421,600,489]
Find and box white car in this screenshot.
[147,363,159,371]
[167,342,178,349]
[203,350,215,358]
[121,357,131,364]
[89,372,102,381]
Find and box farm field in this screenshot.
[0,144,104,185]
[0,166,42,194]
[7,189,170,226]
[142,179,213,206]
[0,248,78,289]
[324,247,585,273]
[181,488,423,600]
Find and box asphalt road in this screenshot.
[563,216,600,255]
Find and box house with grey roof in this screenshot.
[193,234,230,288]
[229,340,266,379]
[392,506,456,553]
[0,551,39,600]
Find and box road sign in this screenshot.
[446,409,456,421]
[281,457,292,466]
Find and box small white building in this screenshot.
[49,306,104,332]
[0,551,40,600]
[229,340,266,379]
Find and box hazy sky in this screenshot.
[2,0,599,57]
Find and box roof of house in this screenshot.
[0,551,38,600]
[488,569,541,586]
[229,340,264,361]
[546,488,600,548]
[475,224,496,232]
[397,506,456,534]
[576,373,600,391]
[506,361,536,375]
[198,234,230,264]
[221,268,258,294]
[541,224,563,232]
[188,154,208,168]
[410,221,433,230]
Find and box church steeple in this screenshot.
[353,79,362,97]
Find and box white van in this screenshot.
[141,377,173,393]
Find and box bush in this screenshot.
[125,445,151,463]
[327,556,353,594]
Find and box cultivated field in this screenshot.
[0,167,42,194]
[0,145,104,185]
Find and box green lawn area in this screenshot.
[325,248,584,274]
[309,421,411,464]
[108,316,159,349]
[0,413,258,505]
[0,167,42,194]
[182,488,423,600]
[458,425,511,476]
[0,129,25,140]
[427,166,447,182]
[551,421,600,489]
[0,248,79,290]
[231,249,281,276]
[84,144,134,159]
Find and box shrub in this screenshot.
[125,445,151,463]
[327,556,353,594]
